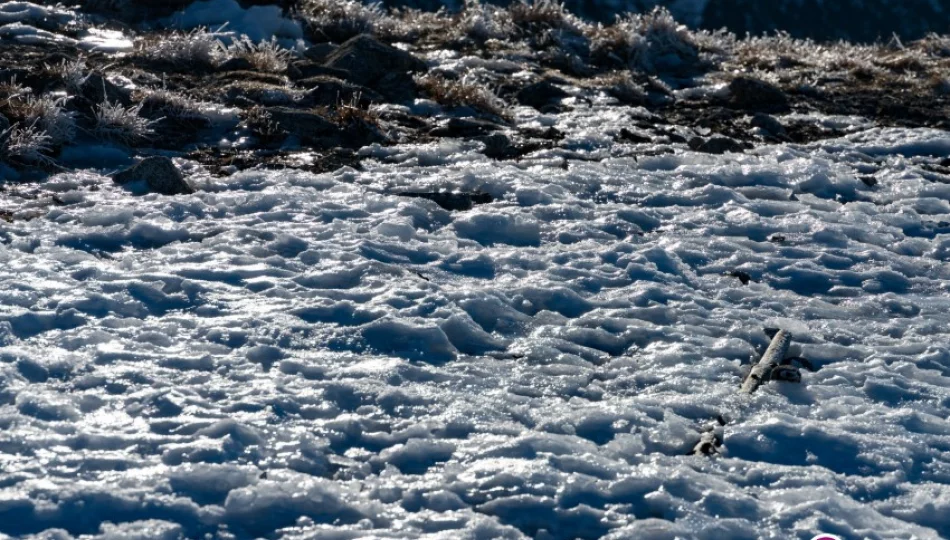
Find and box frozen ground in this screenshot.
[1,96,950,539]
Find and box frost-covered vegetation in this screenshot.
[136,27,224,68]
[92,101,155,144]
[299,0,385,42]
[416,73,507,117]
[0,122,52,165]
[225,36,293,72]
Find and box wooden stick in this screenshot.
[741,329,792,394]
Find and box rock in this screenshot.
[222,82,299,107]
[216,71,288,86]
[728,76,789,112]
[689,418,725,456]
[263,107,338,143]
[521,126,564,140]
[478,133,516,159]
[516,79,570,110]
[374,71,418,104]
[606,81,648,106]
[217,57,255,72]
[287,61,350,82]
[112,157,194,195]
[726,270,753,285]
[430,117,504,138]
[770,365,801,383]
[297,76,382,107]
[618,128,651,144]
[860,175,878,188]
[396,191,493,211]
[304,43,337,62]
[691,135,746,155]
[750,113,787,138]
[323,35,427,88]
[476,133,543,160]
[79,72,131,106]
[781,356,815,372]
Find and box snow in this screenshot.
[167,0,304,42]
[0,21,76,46]
[78,29,134,53]
[0,2,133,52]
[2,113,949,538]
[0,1,74,25]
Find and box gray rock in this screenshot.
[304,43,337,62]
[323,35,427,88]
[479,133,515,159]
[691,135,746,154]
[430,117,505,138]
[517,79,570,110]
[217,57,255,72]
[288,61,350,81]
[396,191,493,211]
[263,107,339,143]
[221,82,299,107]
[112,157,194,195]
[751,113,788,138]
[80,72,131,106]
[477,133,543,160]
[374,71,418,104]
[297,76,382,107]
[728,76,789,112]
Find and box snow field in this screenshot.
[1,106,950,538]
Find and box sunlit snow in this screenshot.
[1,103,949,538]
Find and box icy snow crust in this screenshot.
[2,119,950,539]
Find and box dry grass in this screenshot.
[458,0,514,43]
[137,88,211,124]
[136,28,224,69]
[0,122,54,166]
[14,94,76,146]
[0,77,28,102]
[722,29,950,90]
[592,71,648,104]
[93,101,156,144]
[589,8,701,73]
[245,106,286,144]
[319,94,380,128]
[917,33,950,57]
[48,58,88,92]
[226,37,293,73]
[509,0,584,33]
[415,73,506,117]
[300,0,384,42]
[375,7,454,43]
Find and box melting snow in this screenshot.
[1,106,949,538]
